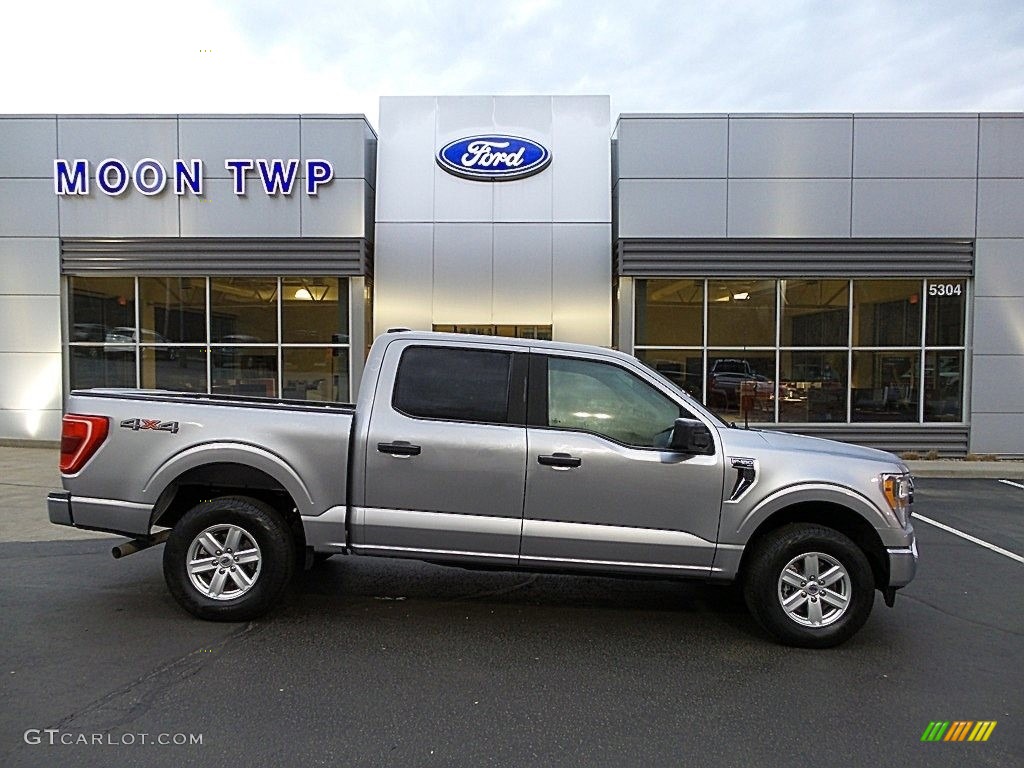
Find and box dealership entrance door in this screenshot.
[433,325,553,341]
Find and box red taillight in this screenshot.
[60,414,109,474]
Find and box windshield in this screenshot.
[643,364,734,428]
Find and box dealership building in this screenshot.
[1,97,1021,456]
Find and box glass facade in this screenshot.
[68,276,352,402]
[634,278,968,424]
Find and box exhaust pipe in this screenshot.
[111,530,170,559]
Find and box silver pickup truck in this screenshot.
[49,330,917,647]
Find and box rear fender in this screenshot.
[144,442,315,519]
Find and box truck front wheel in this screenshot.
[163,496,295,621]
[743,523,874,648]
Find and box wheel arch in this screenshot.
[736,499,889,590]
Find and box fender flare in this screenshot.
[729,482,893,544]
[143,441,316,519]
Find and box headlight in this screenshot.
[881,473,913,526]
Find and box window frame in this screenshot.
[390,344,528,427]
[528,353,695,451]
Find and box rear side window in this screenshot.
[393,346,511,423]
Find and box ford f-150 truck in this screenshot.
[48,330,918,647]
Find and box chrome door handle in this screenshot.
[377,441,421,457]
[537,453,582,469]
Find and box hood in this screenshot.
[721,427,904,468]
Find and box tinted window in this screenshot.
[394,347,511,423]
[547,357,684,448]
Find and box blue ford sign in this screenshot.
[436,135,551,181]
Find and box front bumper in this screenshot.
[886,534,919,588]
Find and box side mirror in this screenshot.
[669,418,715,455]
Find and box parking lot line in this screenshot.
[998,479,1024,490]
[914,513,1024,565]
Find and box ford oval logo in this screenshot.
[436,135,552,181]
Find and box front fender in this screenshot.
[724,482,896,547]
[143,441,316,518]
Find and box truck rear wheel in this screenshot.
[162,496,295,621]
[743,523,874,648]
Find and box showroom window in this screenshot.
[633,278,967,425]
[68,276,351,402]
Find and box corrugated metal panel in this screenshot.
[616,239,973,277]
[760,423,970,458]
[61,238,372,276]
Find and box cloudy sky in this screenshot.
[3,0,1021,126]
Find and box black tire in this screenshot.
[743,523,874,648]
[163,496,295,621]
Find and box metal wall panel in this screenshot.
[432,224,493,324]
[300,179,368,238]
[433,168,494,223]
[853,117,979,178]
[60,238,369,276]
[493,223,553,323]
[178,118,300,178]
[727,180,851,237]
[299,118,373,180]
[852,179,976,237]
[729,117,853,178]
[179,178,300,237]
[57,118,178,171]
[0,180,58,236]
[552,224,611,345]
[973,297,1024,355]
[616,118,728,178]
[974,238,1024,297]
[979,117,1024,178]
[0,408,62,442]
[977,179,1024,238]
[0,353,62,411]
[373,223,434,335]
[0,117,56,177]
[617,180,727,238]
[0,238,60,295]
[59,187,179,238]
[493,169,553,223]
[616,239,973,277]
[970,355,1024,413]
[551,96,612,221]
[376,97,436,222]
[969,414,1024,455]
[0,296,61,352]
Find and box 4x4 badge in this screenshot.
[120,418,179,434]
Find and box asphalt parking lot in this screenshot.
[0,462,1021,767]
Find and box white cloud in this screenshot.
[1,0,1020,126]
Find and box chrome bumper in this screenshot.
[47,491,73,526]
[47,492,153,536]
[887,535,919,588]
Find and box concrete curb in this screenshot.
[903,461,1024,479]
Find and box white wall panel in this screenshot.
[0,239,60,295]
[373,223,434,336]
[0,296,61,352]
[432,224,493,324]
[178,118,300,178]
[376,97,436,222]
[728,180,851,237]
[553,224,611,345]
[493,224,552,324]
[0,353,62,410]
[852,179,976,237]
[179,179,300,237]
